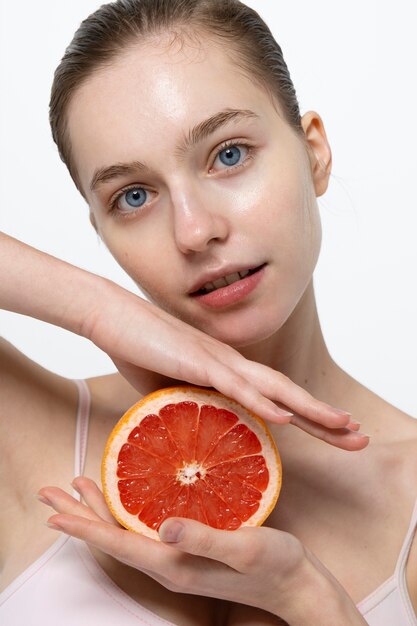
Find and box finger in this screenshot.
[207,363,294,423]
[37,486,103,522]
[47,512,235,598]
[158,516,258,572]
[46,513,171,572]
[234,359,354,428]
[289,413,370,451]
[71,476,120,525]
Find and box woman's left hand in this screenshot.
[37,477,366,624]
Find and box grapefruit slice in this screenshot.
[102,386,282,541]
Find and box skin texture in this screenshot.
[63,33,374,447]
[23,29,417,625]
[46,32,375,622]
[67,32,331,369]
[38,477,368,625]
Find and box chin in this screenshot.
[200,312,287,348]
[216,329,279,349]
[143,290,289,348]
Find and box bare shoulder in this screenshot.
[0,336,78,497]
[0,337,77,430]
[385,406,417,480]
[406,501,417,619]
[395,413,417,619]
[369,406,417,616]
[0,338,80,586]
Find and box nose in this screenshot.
[171,185,230,254]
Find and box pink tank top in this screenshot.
[1,379,416,625]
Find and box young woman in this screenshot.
[1,1,416,624]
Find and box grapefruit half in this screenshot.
[102,386,282,540]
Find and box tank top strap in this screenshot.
[71,379,91,501]
[395,494,417,579]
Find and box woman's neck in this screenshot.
[237,280,348,408]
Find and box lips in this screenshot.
[190,264,267,296]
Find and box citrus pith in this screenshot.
[102,386,282,540]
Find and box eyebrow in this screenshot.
[89,108,260,193]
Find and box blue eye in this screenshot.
[117,187,147,212]
[126,188,146,207]
[218,145,242,167]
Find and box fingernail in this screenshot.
[45,522,62,531]
[347,421,361,431]
[159,521,184,543]
[34,494,52,506]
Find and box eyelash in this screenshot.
[208,139,254,175]
[108,139,255,218]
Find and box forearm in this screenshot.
[0,231,116,337]
[279,577,367,625]
[275,550,368,626]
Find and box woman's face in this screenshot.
[67,33,330,347]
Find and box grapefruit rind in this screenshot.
[102,386,282,541]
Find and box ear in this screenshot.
[300,111,332,197]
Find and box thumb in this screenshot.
[158,517,243,568]
[158,518,186,544]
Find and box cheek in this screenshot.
[241,161,319,252]
[98,223,178,308]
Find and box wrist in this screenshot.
[276,548,367,626]
[72,274,118,340]
[76,277,148,357]
[47,264,115,341]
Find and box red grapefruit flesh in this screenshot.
[102,386,282,540]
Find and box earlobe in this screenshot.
[301,111,332,197]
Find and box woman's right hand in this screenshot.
[0,231,367,450]
[83,279,368,451]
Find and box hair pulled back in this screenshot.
[49,0,303,196]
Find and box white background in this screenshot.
[0,1,416,415]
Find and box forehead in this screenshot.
[66,34,278,191]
